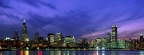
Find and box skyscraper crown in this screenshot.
[23,19,26,23]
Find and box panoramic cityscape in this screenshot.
[0,19,144,50]
[1,0,144,55]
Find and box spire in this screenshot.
[23,19,26,23]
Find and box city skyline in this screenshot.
[0,19,144,50]
[0,19,143,42]
[0,0,144,40]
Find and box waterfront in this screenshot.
[0,50,144,55]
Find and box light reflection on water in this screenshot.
[0,50,144,55]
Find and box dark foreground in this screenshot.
[0,50,144,55]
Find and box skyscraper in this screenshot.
[14,30,19,41]
[111,25,118,48]
[56,33,62,42]
[140,34,144,42]
[107,32,111,43]
[34,33,39,43]
[21,19,28,41]
[13,30,19,46]
[48,33,55,43]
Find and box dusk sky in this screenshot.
[0,0,144,40]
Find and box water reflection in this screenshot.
[140,51,144,55]
[0,50,144,55]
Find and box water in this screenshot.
[0,50,144,55]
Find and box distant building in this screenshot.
[65,36,75,47]
[118,39,126,49]
[78,38,83,44]
[101,38,107,49]
[140,34,144,42]
[130,39,139,50]
[107,32,111,43]
[38,37,44,43]
[34,33,39,43]
[106,32,111,49]
[56,33,62,41]
[13,30,19,48]
[55,33,64,44]
[48,33,55,43]
[13,30,19,41]
[65,36,75,44]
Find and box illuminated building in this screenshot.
[96,38,102,48]
[56,33,64,47]
[101,38,107,49]
[111,25,118,49]
[139,41,144,50]
[48,33,55,43]
[106,32,111,43]
[65,36,75,47]
[34,33,39,43]
[140,34,144,42]
[65,36,75,43]
[78,38,83,44]
[4,37,10,40]
[90,40,95,47]
[106,32,111,49]
[22,19,28,41]
[130,39,138,50]
[56,33,63,42]
[118,39,126,49]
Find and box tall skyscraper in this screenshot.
[21,19,28,41]
[140,34,144,42]
[34,33,39,43]
[111,25,118,48]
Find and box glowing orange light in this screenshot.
[21,42,23,45]
[38,44,42,46]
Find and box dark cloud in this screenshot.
[21,0,40,7]
[0,0,10,8]
[39,2,56,9]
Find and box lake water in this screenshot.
[0,50,144,55]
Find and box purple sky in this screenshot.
[0,0,144,40]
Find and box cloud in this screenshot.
[0,0,144,41]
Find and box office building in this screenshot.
[34,33,39,43]
[118,39,126,49]
[140,34,144,42]
[65,36,75,43]
[56,33,62,41]
[48,33,55,43]
[13,30,19,41]
[65,36,75,47]
[107,32,111,43]
[111,25,118,48]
